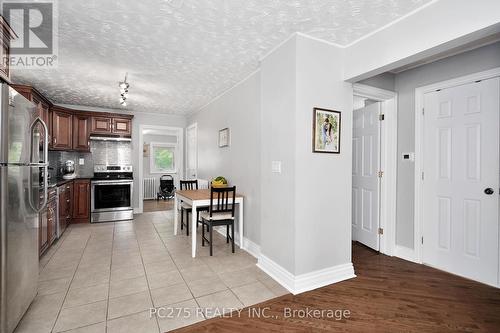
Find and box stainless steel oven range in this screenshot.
[91,164,133,223]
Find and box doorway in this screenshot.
[352,84,398,255]
[415,72,500,287]
[138,125,184,214]
[186,123,198,179]
[352,100,382,251]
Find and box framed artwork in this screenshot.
[218,128,230,148]
[313,107,341,154]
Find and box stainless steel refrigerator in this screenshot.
[0,84,48,333]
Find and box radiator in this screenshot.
[143,178,157,199]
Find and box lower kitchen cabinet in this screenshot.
[72,179,90,223]
[58,181,73,235]
[40,179,91,256]
[39,187,58,256]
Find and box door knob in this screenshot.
[484,188,494,195]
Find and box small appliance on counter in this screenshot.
[91,164,133,223]
[62,160,76,179]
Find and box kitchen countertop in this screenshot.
[48,177,93,188]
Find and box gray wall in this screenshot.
[294,34,353,274]
[359,72,395,91]
[188,71,262,246]
[260,37,297,273]
[393,42,500,249]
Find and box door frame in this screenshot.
[137,124,184,214]
[353,83,398,256]
[185,122,198,179]
[414,67,500,273]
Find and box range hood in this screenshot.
[89,136,132,142]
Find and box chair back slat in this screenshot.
[180,179,198,190]
[209,186,236,217]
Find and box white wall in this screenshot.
[187,71,262,245]
[294,34,353,274]
[393,41,500,249]
[260,36,297,273]
[344,0,500,81]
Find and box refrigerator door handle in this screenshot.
[28,117,49,212]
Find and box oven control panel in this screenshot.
[94,165,133,173]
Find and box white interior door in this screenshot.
[186,123,198,179]
[352,102,381,251]
[422,77,499,286]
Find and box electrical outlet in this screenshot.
[79,158,85,165]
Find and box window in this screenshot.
[150,143,177,173]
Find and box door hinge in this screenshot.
[379,114,385,121]
[421,172,424,181]
[378,228,384,235]
[378,171,384,178]
[422,108,425,115]
[421,236,424,245]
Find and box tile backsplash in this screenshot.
[90,141,132,165]
[48,151,93,179]
[48,141,132,179]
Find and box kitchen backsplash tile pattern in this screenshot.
[90,141,132,165]
[48,151,93,178]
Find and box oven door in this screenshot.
[91,180,133,212]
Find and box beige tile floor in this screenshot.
[15,210,288,333]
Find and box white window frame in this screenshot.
[149,142,178,174]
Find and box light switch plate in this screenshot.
[402,152,414,162]
[79,158,85,165]
[271,161,282,173]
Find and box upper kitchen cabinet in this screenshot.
[73,113,90,151]
[91,116,113,134]
[51,107,73,150]
[90,114,133,137]
[112,117,132,136]
[0,16,16,82]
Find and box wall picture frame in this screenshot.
[218,128,230,148]
[313,107,341,154]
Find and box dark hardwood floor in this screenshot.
[143,199,173,212]
[173,243,500,333]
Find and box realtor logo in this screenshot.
[1,0,58,68]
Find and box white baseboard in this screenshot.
[394,245,419,263]
[257,254,356,295]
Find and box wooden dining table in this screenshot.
[174,189,244,258]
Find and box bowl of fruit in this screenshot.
[211,176,228,188]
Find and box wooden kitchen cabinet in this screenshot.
[72,179,90,223]
[39,187,57,256]
[112,117,132,136]
[73,114,90,151]
[52,108,73,150]
[91,116,113,134]
[58,181,73,233]
[47,198,57,245]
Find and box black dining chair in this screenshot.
[200,186,236,256]
[179,180,208,236]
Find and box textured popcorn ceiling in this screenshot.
[11,0,432,115]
